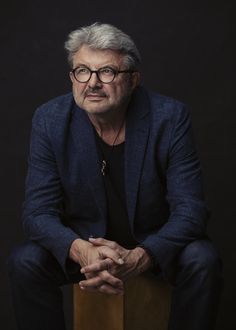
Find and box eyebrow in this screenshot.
[73,63,120,70]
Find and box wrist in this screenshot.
[136,245,154,269]
[69,238,90,261]
[133,246,152,272]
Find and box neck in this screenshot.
[87,106,127,145]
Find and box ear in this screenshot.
[131,71,141,90]
[69,71,74,83]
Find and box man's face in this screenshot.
[70,45,140,116]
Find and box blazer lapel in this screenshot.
[125,88,150,229]
[70,104,107,222]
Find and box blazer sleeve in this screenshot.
[22,107,79,273]
[141,104,209,274]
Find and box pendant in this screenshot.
[101,160,107,176]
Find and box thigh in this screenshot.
[164,239,222,284]
[8,241,84,286]
[178,239,222,269]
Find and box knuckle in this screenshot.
[96,238,103,243]
[99,284,114,295]
[111,242,117,249]
[100,271,108,281]
[94,261,101,269]
[107,259,113,267]
[99,285,106,293]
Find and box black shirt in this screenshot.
[95,134,137,249]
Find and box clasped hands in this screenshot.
[69,237,152,295]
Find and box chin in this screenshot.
[83,105,113,115]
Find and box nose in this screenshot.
[88,71,101,88]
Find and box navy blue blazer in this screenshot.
[23,86,208,275]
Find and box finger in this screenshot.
[81,258,114,274]
[80,283,123,295]
[100,271,124,288]
[89,237,117,248]
[91,244,124,266]
[99,247,124,265]
[98,283,124,295]
[80,271,123,290]
[79,285,100,293]
[79,276,103,289]
[89,238,125,265]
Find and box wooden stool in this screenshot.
[73,272,171,330]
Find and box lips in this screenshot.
[85,92,106,98]
[86,94,104,97]
[85,93,107,103]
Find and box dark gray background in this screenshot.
[1,0,235,329]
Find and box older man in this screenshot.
[8,23,222,330]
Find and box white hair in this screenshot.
[64,23,141,69]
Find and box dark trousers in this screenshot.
[8,239,222,330]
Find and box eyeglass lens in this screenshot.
[74,67,116,83]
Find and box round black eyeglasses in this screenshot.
[71,67,136,84]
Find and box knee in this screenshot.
[7,242,45,282]
[179,239,222,277]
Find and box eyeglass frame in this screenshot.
[71,66,137,84]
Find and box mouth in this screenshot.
[86,94,104,97]
[85,93,106,101]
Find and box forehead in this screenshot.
[72,45,125,68]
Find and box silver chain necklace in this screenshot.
[97,120,125,176]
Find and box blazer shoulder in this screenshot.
[147,89,190,120]
[33,93,74,121]
[32,93,74,131]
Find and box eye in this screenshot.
[76,67,90,74]
[99,67,115,75]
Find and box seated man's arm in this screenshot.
[22,107,79,273]
[141,104,209,274]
